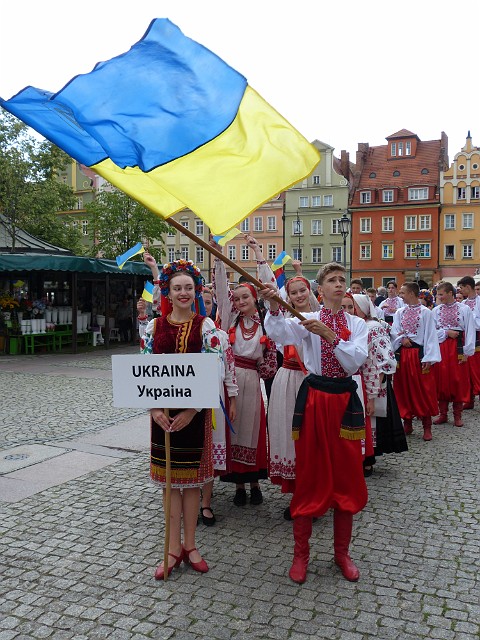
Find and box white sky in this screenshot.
[1,0,478,161]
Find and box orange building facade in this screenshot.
[350,129,449,288]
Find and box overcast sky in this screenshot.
[1,0,478,162]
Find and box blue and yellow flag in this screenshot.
[272,251,292,270]
[212,228,242,246]
[142,281,154,303]
[0,19,320,235]
[116,242,144,269]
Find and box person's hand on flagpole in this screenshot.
[209,236,222,253]
[292,260,303,275]
[259,282,280,312]
[143,252,159,278]
[245,235,264,261]
[137,299,147,316]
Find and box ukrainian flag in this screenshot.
[0,19,320,235]
[116,242,145,269]
[142,281,154,303]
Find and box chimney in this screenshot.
[340,150,350,180]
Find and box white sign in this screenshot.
[112,353,221,408]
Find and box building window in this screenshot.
[463,213,474,229]
[195,219,204,236]
[369,172,377,178]
[360,217,371,233]
[292,220,303,235]
[323,194,333,207]
[311,219,323,235]
[360,244,371,260]
[168,247,175,262]
[332,247,342,263]
[195,246,204,264]
[393,170,400,177]
[241,245,249,261]
[180,220,189,230]
[405,141,411,156]
[81,220,88,235]
[444,245,455,260]
[398,142,404,156]
[360,191,371,204]
[331,219,341,234]
[382,244,393,259]
[444,214,456,230]
[383,190,393,203]
[267,216,277,231]
[267,244,277,261]
[312,195,321,207]
[457,187,466,199]
[312,175,320,185]
[405,243,430,258]
[458,165,465,171]
[312,247,322,263]
[382,217,394,232]
[299,196,309,207]
[419,215,431,230]
[181,246,189,260]
[228,245,236,261]
[77,197,83,210]
[293,247,303,261]
[254,216,263,232]
[408,187,429,200]
[71,221,79,231]
[405,215,417,231]
[391,143,397,156]
[462,244,473,259]
[421,168,429,175]
[168,228,175,237]
[472,186,480,199]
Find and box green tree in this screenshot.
[0,112,83,254]
[85,190,173,263]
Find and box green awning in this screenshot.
[0,253,152,275]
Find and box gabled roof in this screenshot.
[0,214,72,254]
[386,129,419,140]
[356,139,442,191]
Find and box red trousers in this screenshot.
[393,348,439,420]
[432,339,470,403]
[290,388,367,519]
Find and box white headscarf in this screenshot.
[353,294,378,319]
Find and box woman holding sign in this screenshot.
[139,259,235,580]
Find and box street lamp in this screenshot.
[414,243,422,283]
[294,211,302,260]
[338,212,350,269]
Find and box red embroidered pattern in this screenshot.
[382,297,402,314]
[464,298,476,310]
[401,305,422,335]
[320,308,349,378]
[269,458,296,480]
[438,302,461,329]
[231,444,257,465]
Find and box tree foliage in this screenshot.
[85,189,173,263]
[0,111,84,254]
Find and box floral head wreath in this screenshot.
[159,260,204,297]
[419,289,434,307]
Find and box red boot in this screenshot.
[463,395,474,410]
[453,402,464,427]
[289,516,312,584]
[333,510,360,582]
[433,401,448,425]
[422,416,432,441]
[403,418,413,435]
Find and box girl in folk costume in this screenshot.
[212,235,277,507]
[262,263,369,584]
[267,269,320,519]
[391,282,441,441]
[138,259,234,579]
[341,293,376,477]
[352,295,407,458]
[379,280,405,324]
[431,281,475,427]
[456,275,480,409]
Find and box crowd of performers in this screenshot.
[136,236,480,585]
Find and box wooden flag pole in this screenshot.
[163,409,171,583]
[165,218,307,321]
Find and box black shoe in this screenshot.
[250,486,263,505]
[200,507,216,526]
[233,488,247,506]
[283,506,292,521]
[363,466,374,477]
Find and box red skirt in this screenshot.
[393,348,439,419]
[290,388,367,518]
[432,339,471,403]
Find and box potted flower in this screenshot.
[0,292,19,321]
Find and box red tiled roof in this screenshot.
[386,129,418,140]
[356,139,442,191]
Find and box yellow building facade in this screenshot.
[439,133,480,282]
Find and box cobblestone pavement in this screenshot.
[1,350,479,639]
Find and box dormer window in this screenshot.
[391,143,397,156]
[398,142,404,156]
[360,191,371,204]
[405,141,411,156]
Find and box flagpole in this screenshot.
[163,409,171,582]
[165,218,306,321]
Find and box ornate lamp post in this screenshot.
[414,243,422,283]
[294,211,302,260]
[338,212,351,270]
